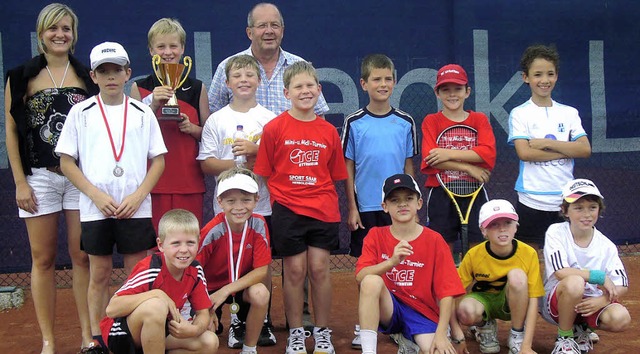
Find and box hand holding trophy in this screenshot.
[151,54,192,120]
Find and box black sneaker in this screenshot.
[78,341,106,354]
[227,318,245,349]
[258,323,277,346]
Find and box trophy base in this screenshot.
[159,106,183,121]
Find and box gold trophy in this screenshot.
[152,54,192,120]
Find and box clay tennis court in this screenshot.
[1,255,638,354]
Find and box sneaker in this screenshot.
[466,325,478,340]
[286,328,309,354]
[389,332,402,345]
[507,329,524,354]
[78,341,106,354]
[239,350,257,354]
[257,322,277,346]
[573,324,594,353]
[588,329,599,343]
[228,318,245,349]
[395,333,420,354]
[475,319,500,354]
[313,327,335,354]
[351,324,361,349]
[551,337,581,354]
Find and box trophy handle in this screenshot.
[152,54,166,86]
[176,56,192,89]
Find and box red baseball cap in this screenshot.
[435,64,468,90]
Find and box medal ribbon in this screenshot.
[226,218,248,296]
[97,95,128,164]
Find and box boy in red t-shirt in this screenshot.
[356,174,466,354]
[420,64,496,255]
[99,209,218,354]
[254,61,348,354]
[197,167,272,354]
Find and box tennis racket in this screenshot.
[434,125,484,256]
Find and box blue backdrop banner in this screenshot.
[1,1,638,273]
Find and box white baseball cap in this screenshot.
[90,42,130,70]
[478,199,519,228]
[216,174,259,198]
[562,178,603,203]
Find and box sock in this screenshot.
[512,327,524,332]
[290,327,304,336]
[558,328,574,338]
[360,329,378,354]
[242,344,257,352]
[92,334,106,348]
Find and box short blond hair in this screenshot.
[147,18,186,48]
[283,61,318,89]
[158,209,200,242]
[36,3,79,54]
[218,166,258,185]
[225,54,260,81]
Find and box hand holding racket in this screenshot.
[432,125,485,256]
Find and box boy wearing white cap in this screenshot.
[196,167,272,354]
[541,179,630,354]
[455,199,544,354]
[56,41,167,352]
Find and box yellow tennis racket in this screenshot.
[434,125,484,255]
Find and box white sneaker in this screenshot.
[286,328,309,354]
[507,329,524,354]
[351,324,361,349]
[573,324,594,352]
[475,319,500,353]
[313,327,335,354]
[551,337,581,354]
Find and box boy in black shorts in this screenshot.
[56,42,167,352]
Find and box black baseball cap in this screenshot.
[382,174,422,200]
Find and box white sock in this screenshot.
[360,329,378,353]
[230,312,239,322]
[242,344,257,352]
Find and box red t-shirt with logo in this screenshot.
[356,226,465,323]
[254,112,347,222]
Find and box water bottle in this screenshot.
[233,124,247,167]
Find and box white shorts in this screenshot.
[18,167,79,218]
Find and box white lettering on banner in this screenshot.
[0,30,637,169]
[589,40,640,152]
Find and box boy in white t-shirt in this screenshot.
[541,179,630,354]
[197,54,277,348]
[507,45,591,250]
[56,42,167,353]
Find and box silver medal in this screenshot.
[113,165,124,177]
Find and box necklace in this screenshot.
[45,61,70,89]
[96,95,128,177]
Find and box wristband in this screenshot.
[451,337,465,344]
[588,269,606,285]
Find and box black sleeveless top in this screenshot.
[25,87,90,167]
